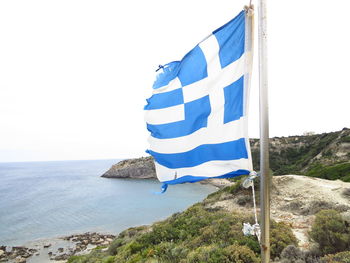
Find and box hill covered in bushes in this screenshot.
[71,129,350,262]
[251,128,350,180]
[68,188,296,263]
[68,175,350,262]
[102,128,350,182]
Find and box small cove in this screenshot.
[0,159,216,246]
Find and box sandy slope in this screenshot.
[208,175,350,249]
[272,175,350,248]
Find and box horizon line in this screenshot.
[0,157,136,164]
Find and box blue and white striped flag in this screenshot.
[145,10,253,191]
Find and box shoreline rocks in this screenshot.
[0,246,38,262]
[0,232,116,263]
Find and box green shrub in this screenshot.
[152,242,188,262]
[127,241,144,254]
[205,178,259,207]
[270,221,298,259]
[225,179,244,195]
[306,162,350,182]
[310,210,350,255]
[237,236,261,254]
[340,136,350,143]
[223,244,260,263]
[187,245,227,263]
[68,255,85,263]
[67,250,112,263]
[279,244,323,263]
[187,244,259,263]
[102,256,115,263]
[321,251,350,263]
[107,238,125,255]
[280,245,303,262]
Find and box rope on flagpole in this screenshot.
[242,171,261,242]
[241,2,260,243]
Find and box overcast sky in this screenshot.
[0,0,349,162]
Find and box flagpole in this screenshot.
[258,0,270,262]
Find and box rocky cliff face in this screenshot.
[101,157,156,179]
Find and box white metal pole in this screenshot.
[258,0,270,262]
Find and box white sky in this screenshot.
[0,0,349,162]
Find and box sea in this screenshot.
[0,159,216,246]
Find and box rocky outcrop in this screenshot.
[0,246,38,262]
[101,157,233,188]
[101,156,156,179]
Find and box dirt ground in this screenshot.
[207,175,350,249]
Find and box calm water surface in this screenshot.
[0,159,216,245]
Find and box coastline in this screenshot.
[0,158,225,263]
[0,181,222,263]
[1,232,117,263]
[0,181,228,263]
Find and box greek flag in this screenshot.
[145,10,253,191]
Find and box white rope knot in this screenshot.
[242,223,261,242]
[242,171,261,242]
[242,171,258,189]
[244,4,254,17]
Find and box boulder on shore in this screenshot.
[101,157,156,179]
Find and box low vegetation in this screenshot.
[306,162,350,182]
[67,187,350,263]
[68,193,297,263]
[68,186,350,263]
[309,210,350,255]
[276,210,350,263]
[321,251,350,263]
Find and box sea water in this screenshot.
[0,159,216,245]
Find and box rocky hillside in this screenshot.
[102,128,350,181]
[208,175,350,249]
[68,175,350,262]
[251,128,350,178]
